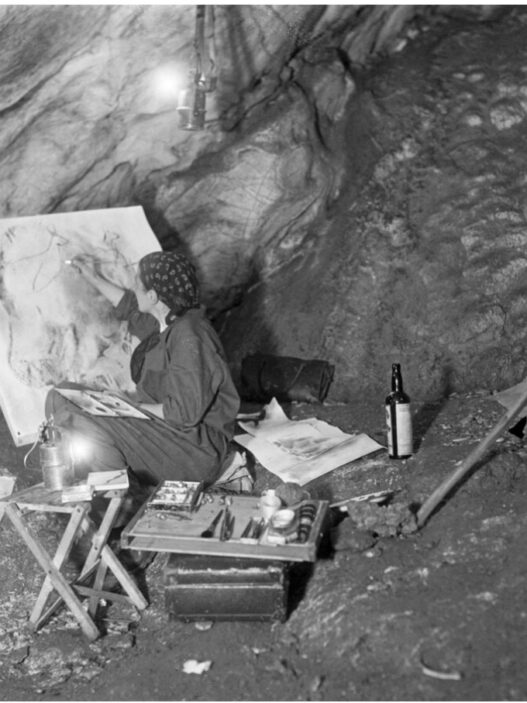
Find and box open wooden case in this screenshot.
[121,490,329,562]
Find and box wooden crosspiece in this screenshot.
[417,381,527,528]
[1,483,147,641]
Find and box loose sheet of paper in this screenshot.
[235,398,384,486]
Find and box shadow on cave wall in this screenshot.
[134,180,192,259]
[412,363,456,452]
[215,258,282,399]
[217,5,326,132]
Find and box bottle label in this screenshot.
[386,403,413,457]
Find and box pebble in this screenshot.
[364,546,383,558]
[183,659,212,674]
[331,521,377,552]
[194,620,214,631]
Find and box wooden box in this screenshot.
[164,553,289,622]
[122,493,329,562]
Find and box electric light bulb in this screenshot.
[151,64,184,101]
[68,436,93,464]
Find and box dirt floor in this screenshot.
[1,388,527,701]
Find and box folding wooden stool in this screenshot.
[1,482,148,641]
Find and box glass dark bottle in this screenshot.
[385,363,413,459]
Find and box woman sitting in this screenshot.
[46,250,241,517]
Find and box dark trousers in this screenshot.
[45,387,228,526]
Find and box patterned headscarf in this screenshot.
[138,251,200,322]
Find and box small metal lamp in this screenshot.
[177,5,216,131]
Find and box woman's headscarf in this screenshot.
[138,250,200,322]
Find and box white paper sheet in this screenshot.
[0,206,161,445]
[235,398,384,485]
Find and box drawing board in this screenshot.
[0,206,161,446]
[55,389,151,419]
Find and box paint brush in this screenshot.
[64,256,137,268]
[64,255,114,266]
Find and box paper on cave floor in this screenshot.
[234,398,384,486]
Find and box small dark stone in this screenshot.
[275,482,310,506]
[331,519,378,552]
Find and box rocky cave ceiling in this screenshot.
[0,4,523,402]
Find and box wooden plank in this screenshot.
[4,485,145,640]
[3,503,100,641]
[122,533,319,561]
[36,563,98,627]
[79,513,148,611]
[97,542,148,610]
[30,504,87,625]
[80,495,123,577]
[5,483,126,513]
[36,506,148,621]
[417,380,527,527]
[81,497,123,616]
[5,483,83,513]
[73,586,133,606]
[121,497,329,562]
[88,560,109,617]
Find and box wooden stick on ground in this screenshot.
[416,381,527,528]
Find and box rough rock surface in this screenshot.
[220,7,527,401]
[0,5,513,402]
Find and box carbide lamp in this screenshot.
[38,417,74,490]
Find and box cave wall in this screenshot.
[0,5,423,302]
[0,4,520,404]
[220,6,527,401]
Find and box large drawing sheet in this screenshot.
[0,206,161,446]
[235,398,384,485]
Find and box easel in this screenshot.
[1,483,148,641]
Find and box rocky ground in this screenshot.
[1,388,527,701]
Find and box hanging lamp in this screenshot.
[177,5,216,130]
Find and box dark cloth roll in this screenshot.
[240,353,334,403]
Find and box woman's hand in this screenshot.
[68,254,99,279]
[67,254,125,307]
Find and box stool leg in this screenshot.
[79,514,148,611]
[4,503,100,641]
[87,559,110,617]
[80,495,123,578]
[79,496,123,617]
[98,542,148,610]
[76,495,142,615]
[30,504,86,626]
